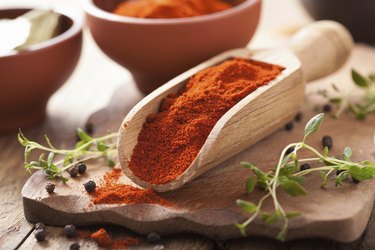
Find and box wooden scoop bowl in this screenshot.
[118,21,353,192]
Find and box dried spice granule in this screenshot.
[90,228,140,249]
[89,168,170,206]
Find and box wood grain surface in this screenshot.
[1,45,375,249]
[1,0,374,248]
[22,95,375,243]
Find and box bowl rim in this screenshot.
[82,0,259,25]
[0,2,84,58]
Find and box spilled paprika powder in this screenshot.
[113,0,232,19]
[129,58,284,185]
[90,168,170,205]
[80,228,140,249]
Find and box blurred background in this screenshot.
[0,0,374,130]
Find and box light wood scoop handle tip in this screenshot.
[289,20,353,82]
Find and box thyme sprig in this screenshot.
[18,129,118,181]
[319,69,375,120]
[236,113,375,241]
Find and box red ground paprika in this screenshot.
[113,0,232,19]
[90,168,170,205]
[80,228,140,249]
[129,58,284,184]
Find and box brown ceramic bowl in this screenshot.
[83,0,261,94]
[0,4,83,132]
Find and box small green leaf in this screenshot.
[77,128,92,142]
[288,175,304,184]
[17,131,29,146]
[279,176,306,196]
[320,170,329,188]
[246,177,256,194]
[329,98,342,104]
[343,147,352,159]
[261,211,281,224]
[323,146,329,157]
[286,211,301,219]
[304,113,325,140]
[108,158,116,168]
[279,163,298,177]
[256,180,268,190]
[236,199,257,214]
[47,152,55,167]
[352,69,369,88]
[63,155,73,167]
[241,162,259,171]
[241,163,268,180]
[362,160,375,167]
[97,140,110,152]
[75,140,85,149]
[355,111,366,120]
[335,171,348,186]
[349,165,375,181]
[29,161,41,167]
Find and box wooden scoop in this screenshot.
[118,21,353,192]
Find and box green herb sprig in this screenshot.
[319,69,375,120]
[18,129,118,182]
[236,113,375,241]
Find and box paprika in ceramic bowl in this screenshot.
[83,0,261,94]
[0,3,83,132]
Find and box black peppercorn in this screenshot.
[85,122,94,135]
[300,163,311,171]
[147,232,161,244]
[323,104,332,113]
[70,242,80,250]
[35,222,46,231]
[34,229,46,241]
[322,135,333,149]
[285,146,295,156]
[285,122,294,131]
[45,183,55,193]
[295,112,303,122]
[64,225,77,238]
[84,181,96,193]
[69,166,79,178]
[77,163,87,174]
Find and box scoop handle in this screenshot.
[289,20,353,82]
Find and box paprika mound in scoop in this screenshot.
[128,58,284,185]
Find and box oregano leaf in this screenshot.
[343,147,352,159]
[236,199,257,214]
[246,177,256,194]
[304,113,324,140]
[352,69,369,88]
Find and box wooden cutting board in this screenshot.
[22,80,375,243]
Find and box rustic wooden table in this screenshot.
[1,0,374,249]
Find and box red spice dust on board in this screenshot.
[79,228,140,249]
[89,168,170,206]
